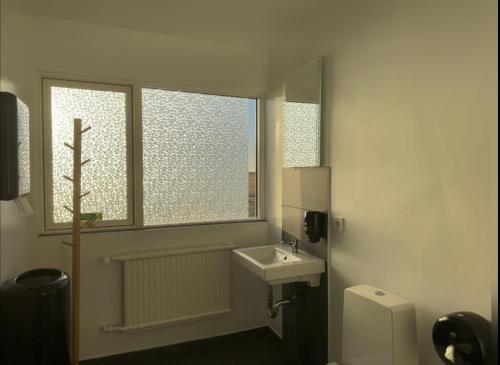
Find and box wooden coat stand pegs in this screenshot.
[61,118,92,365]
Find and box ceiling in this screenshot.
[20,0,331,49]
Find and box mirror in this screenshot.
[283,59,322,167]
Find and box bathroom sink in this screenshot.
[233,245,325,287]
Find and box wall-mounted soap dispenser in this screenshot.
[304,211,327,243]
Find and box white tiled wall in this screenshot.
[282,167,330,211]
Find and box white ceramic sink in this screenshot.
[233,245,325,287]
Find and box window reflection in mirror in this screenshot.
[283,59,322,167]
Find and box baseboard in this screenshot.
[81,324,272,362]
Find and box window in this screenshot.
[283,101,321,167]
[141,88,257,226]
[42,79,258,231]
[43,79,133,229]
[283,59,322,168]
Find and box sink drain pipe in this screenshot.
[268,285,291,319]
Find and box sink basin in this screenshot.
[233,245,325,287]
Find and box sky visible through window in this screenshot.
[247,98,257,173]
[247,98,257,217]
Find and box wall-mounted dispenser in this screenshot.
[432,311,491,365]
[0,92,30,201]
[304,211,327,243]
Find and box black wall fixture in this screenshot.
[432,311,491,365]
[0,91,30,200]
[304,211,328,243]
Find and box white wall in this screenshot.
[0,0,34,282]
[1,0,271,359]
[267,0,498,363]
[264,79,285,336]
[64,223,269,359]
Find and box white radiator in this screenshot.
[102,244,235,332]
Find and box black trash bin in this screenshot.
[0,268,71,365]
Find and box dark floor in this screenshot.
[81,327,286,365]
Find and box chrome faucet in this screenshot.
[281,237,299,253]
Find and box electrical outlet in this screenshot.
[333,217,345,233]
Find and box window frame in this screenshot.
[41,78,263,234]
[42,78,135,231]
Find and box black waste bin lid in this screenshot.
[14,268,67,288]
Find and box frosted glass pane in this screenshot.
[17,99,30,195]
[142,88,254,225]
[50,86,128,223]
[283,102,321,168]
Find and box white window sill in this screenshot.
[38,218,267,237]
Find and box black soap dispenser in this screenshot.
[304,211,327,243]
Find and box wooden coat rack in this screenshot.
[62,118,92,365]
